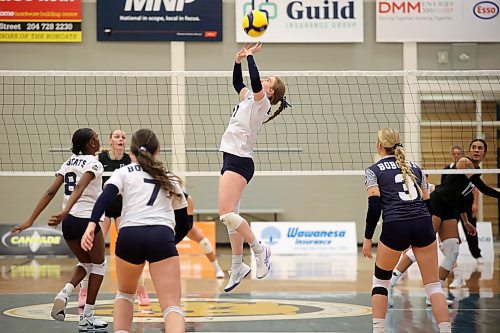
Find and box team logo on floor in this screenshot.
[4,297,371,322]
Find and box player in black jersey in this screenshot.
[363,128,451,333]
[389,138,499,300]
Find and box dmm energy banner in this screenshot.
[97,0,222,41]
[377,0,500,42]
[236,0,364,43]
[0,0,82,42]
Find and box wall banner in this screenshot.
[0,225,72,256]
[235,0,364,43]
[0,0,82,43]
[97,0,222,41]
[251,222,357,254]
[376,0,500,42]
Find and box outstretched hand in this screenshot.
[241,42,263,57]
[10,222,32,235]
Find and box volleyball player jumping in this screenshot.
[363,128,451,333]
[219,42,289,292]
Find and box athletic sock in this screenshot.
[250,239,264,254]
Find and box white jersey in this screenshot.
[56,154,104,219]
[219,90,272,158]
[106,163,187,231]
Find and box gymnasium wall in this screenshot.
[1,1,499,243]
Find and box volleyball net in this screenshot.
[0,70,499,177]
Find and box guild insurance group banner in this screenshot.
[377,0,500,42]
[0,0,82,42]
[235,0,364,43]
[97,0,222,41]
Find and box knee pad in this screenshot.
[90,259,107,276]
[115,292,135,304]
[220,212,244,234]
[440,238,460,271]
[372,265,392,296]
[163,306,184,320]
[115,331,129,333]
[424,281,444,298]
[199,237,213,255]
[76,262,92,275]
[406,249,416,263]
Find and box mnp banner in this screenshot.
[251,222,357,254]
[0,225,72,256]
[236,0,364,43]
[97,0,222,41]
[0,0,82,42]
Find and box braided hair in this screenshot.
[377,128,422,199]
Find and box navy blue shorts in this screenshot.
[115,225,178,265]
[430,192,459,221]
[105,195,123,219]
[62,214,101,241]
[221,152,255,183]
[380,216,436,251]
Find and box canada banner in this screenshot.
[0,225,72,256]
[0,0,82,43]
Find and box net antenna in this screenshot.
[0,70,499,177]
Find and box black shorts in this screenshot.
[115,225,178,265]
[62,214,102,241]
[380,216,436,251]
[105,195,123,219]
[431,192,459,221]
[221,152,255,183]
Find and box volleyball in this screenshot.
[242,10,268,37]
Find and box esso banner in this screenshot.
[236,0,364,43]
[0,225,72,256]
[251,222,357,254]
[376,0,500,42]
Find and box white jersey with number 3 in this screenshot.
[220,90,271,158]
[106,163,187,231]
[56,154,104,219]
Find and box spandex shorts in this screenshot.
[431,192,459,221]
[62,214,102,241]
[221,152,255,184]
[115,225,178,265]
[380,216,436,251]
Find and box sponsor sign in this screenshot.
[458,221,494,258]
[236,0,364,43]
[376,0,500,42]
[0,225,72,256]
[251,222,357,254]
[97,0,222,41]
[0,0,82,43]
[177,221,216,254]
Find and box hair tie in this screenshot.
[139,146,147,152]
[393,143,403,149]
[281,96,292,109]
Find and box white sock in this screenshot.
[212,260,222,271]
[60,283,74,298]
[373,318,385,332]
[231,255,243,269]
[389,269,402,288]
[438,321,451,332]
[453,267,462,280]
[80,277,88,289]
[250,240,264,254]
[83,304,94,317]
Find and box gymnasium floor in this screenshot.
[1,246,499,333]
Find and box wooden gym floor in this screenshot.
[1,246,499,333]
